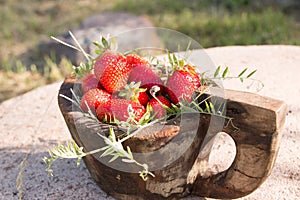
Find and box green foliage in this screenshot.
[157,8,299,47]
[114,0,300,47]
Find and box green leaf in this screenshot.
[186,40,192,52]
[222,67,229,78]
[110,37,118,51]
[205,101,211,113]
[214,66,221,78]
[109,154,119,162]
[179,59,185,66]
[76,157,82,166]
[167,51,173,65]
[126,146,133,158]
[172,54,178,65]
[94,49,103,55]
[209,102,216,114]
[100,147,114,157]
[247,70,257,78]
[101,37,109,49]
[99,145,110,151]
[200,77,206,86]
[238,68,248,77]
[74,68,79,74]
[93,42,102,48]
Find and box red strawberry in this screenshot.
[166,65,200,104]
[80,88,111,113]
[118,82,149,106]
[81,73,101,94]
[94,51,121,80]
[126,54,149,67]
[136,91,149,106]
[148,96,171,119]
[96,99,146,123]
[99,56,132,93]
[128,65,164,92]
[184,64,201,89]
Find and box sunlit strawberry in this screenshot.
[128,64,164,93]
[96,99,146,123]
[148,96,171,119]
[99,56,132,93]
[81,73,101,94]
[80,88,111,113]
[126,54,149,68]
[166,64,200,104]
[94,50,121,80]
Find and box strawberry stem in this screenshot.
[149,85,169,109]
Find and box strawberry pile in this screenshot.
[79,50,201,124]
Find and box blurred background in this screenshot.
[0,0,299,103]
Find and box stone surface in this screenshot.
[0,45,299,199]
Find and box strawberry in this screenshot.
[80,88,111,113]
[126,54,149,67]
[184,64,201,89]
[94,50,121,81]
[99,56,132,93]
[136,91,149,106]
[81,73,101,94]
[128,64,164,93]
[166,64,200,104]
[118,82,149,106]
[148,96,171,119]
[96,99,146,123]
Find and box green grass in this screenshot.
[158,8,299,47]
[0,0,113,103]
[0,57,73,102]
[113,0,300,47]
[0,0,114,64]
[0,0,299,103]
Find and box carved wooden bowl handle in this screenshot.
[192,90,287,199]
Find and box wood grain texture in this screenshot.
[58,75,287,199]
[191,90,287,199]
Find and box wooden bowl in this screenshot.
[58,74,287,199]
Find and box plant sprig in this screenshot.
[167,51,185,69]
[213,66,257,80]
[43,140,87,176]
[52,32,117,77]
[43,127,155,180]
[93,36,118,56]
[202,66,264,91]
[97,127,154,181]
[73,61,95,77]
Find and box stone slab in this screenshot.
[0,45,299,199]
